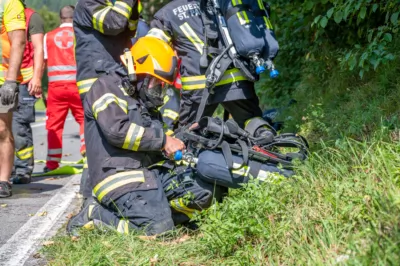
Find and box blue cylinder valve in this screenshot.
[174,150,182,161]
[256,65,266,74]
[270,69,279,79]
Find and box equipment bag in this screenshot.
[196,149,293,188]
[217,0,279,72]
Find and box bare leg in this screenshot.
[0,112,15,182]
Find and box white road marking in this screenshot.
[0,174,81,266]
[31,117,73,128]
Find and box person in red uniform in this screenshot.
[43,6,85,172]
[11,4,44,184]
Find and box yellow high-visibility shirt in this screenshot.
[0,0,26,84]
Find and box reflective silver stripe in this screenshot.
[80,134,84,140]
[122,123,145,151]
[179,22,204,54]
[113,1,132,19]
[47,65,77,72]
[47,156,61,162]
[48,74,76,82]
[48,148,62,155]
[93,6,112,33]
[181,69,246,90]
[117,219,129,234]
[147,28,171,43]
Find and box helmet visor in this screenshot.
[146,77,166,100]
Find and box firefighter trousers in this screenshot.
[85,167,221,235]
[87,169,175,236]
[46,83,85,170]
[12,84,36,176]
[179,96,263,129]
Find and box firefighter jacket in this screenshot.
[74,0,141,99]
[148,0,257,105]
[158,87,180,133]
[84,67,167,205]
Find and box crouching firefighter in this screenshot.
[67,37,217,236]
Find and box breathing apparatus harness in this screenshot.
[176,116,309,172]
[195,0,279,122]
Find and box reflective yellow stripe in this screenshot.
[165,129,174,136]
[138,1,143,13]
[244,116,263,128]
[181,69,248,90]
[170,198,196,218]
[256,0,273,29]
[16,146,34,160]
[162,109,179,121]
[21,67,34,82]
[77,78,97,95]
[231,163,250,176]
[113,1,132,19]
[92,93,128,119]
[93,171,145,202]
[263,16,273,29]
[148,160,166,169]
[93,6,112,33]
[122,123,145,151]
[179,22,204,54]
[88,205,95,218]
[120,86,129,96]
[163,95,170,105]
[117,219,129,234]
[147,28,171,43]
[128,19,138,31]
[83,221,95,230]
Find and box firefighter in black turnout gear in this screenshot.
[67,37,216,236]
[132,17,181,133]
[73,0,142,100]
[73,0,142,198]
[148,0,263,128]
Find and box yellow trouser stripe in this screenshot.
[78,78,98,95]
[92,93,128,119]
[93,171,145,202]
[117,219,130,234]
[231,163,250,176]
[16,146,34,160]
[180,22,204,54]
[122,123,145,151]
[170,198,196,218]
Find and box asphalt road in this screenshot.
[0,112,83,266]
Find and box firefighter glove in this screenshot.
[1,80,18,105]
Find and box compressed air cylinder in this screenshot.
[217,0,279,63]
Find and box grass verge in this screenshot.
[35,98,46,112]
[43,135,400,265]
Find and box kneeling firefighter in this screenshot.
[67,37,218,236]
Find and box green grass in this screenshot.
[43,134,400,265]
[34,98,46,112]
